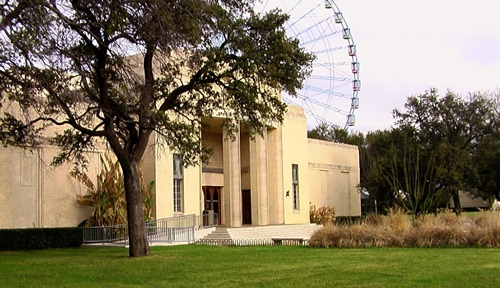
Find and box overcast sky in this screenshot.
[335,0,500,133]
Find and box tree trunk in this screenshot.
[452,191,463,215]
[123,161,150,257]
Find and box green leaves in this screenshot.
[71,154,153,226]
[394,89,500,212]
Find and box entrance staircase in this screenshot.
[197,224,320,246]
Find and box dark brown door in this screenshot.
[242,189,252,225]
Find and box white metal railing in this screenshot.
[82,213,218,245]
[82,224,128,245]
[200,211,219,228]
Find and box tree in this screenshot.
[0,0,314,256]
[307,122,364,146]
[393,89,498,214]
[473,93,500,202]
[360,129,403,214]
[382,129,445,218]
[473,133,500,202]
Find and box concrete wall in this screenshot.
[0,146,95,229]
[150,136,202,219]
[280,106,310,224]
[201,131,224,187]
[202,131,224,169]
[0,147,14,228]
[307,139,361,217]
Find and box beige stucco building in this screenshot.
[0,104,361,229]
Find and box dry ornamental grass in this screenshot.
[309,208,500,248]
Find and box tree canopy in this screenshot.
[393,89,499,213]
[0,0,314,256]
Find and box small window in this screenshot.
[292,164,299,210]
[173,154,183,213]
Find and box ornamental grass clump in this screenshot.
[309,205,336,226]
[309,207,412,248]
[471,212,500,247]
[410,212,473,247]
[309,224,390,248]
[309,207,500,248]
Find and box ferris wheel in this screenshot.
[254,0,360,130]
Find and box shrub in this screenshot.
[0,228,82,251]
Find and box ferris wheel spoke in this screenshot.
[286,3,323,29]
[255,0,360,130]
[295,87,351,100]
[287,15,334,41]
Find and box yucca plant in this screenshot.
[72,154,154,226]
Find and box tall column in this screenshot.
[267,128,284,224]
[223,124,242,227]
[250,131,269,226]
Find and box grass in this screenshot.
[1,245,499,287]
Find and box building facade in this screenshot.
[143,104,361,228]
[0,105,361,229]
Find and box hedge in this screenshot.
[0,227,83,251]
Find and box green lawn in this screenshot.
[1,245,499,287]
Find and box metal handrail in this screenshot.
[82,213,218,244]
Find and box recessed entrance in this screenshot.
[242,189,252,225]
[203,186,222,225]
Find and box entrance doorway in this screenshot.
[203,186,222,225]
[242,189,252,225]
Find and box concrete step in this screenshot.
[202,227,231,240]
[198,224,320,242]
[227,224,319,240]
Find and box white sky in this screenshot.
[332,0,500,133]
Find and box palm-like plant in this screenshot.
[72,155,153,226]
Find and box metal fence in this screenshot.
[200,211,218,228]
[82,213,218,245]
[195,239,310,246]
[82,224,128,245]
[146,215,196,244]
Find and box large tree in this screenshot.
[381,128,445,217]
[473,93,500,202]
[393,89,498,214]
[360,129,403,214]
[0,0,314,256]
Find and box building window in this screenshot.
[173,154,183,213]
[292,164,299,210]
